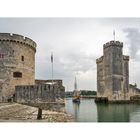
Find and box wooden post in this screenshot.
[37,108,42,120]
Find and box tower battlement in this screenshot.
[123,55,129,61]
[0,33,36,51]
[96,56,103,63]
[103,40,123,49]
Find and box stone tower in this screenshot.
[96,40,129,101]
[0,33,37,102]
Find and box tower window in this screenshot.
[0,53,4,59]
[21,56,24,61]
[13,72,22,78]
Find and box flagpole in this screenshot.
[113,30,115,41]
[51,52,53,85]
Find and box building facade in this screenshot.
[35,79,65,93]
[96,40,129,100]
[0,33,36,102]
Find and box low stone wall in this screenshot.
[15,84,65,104]
[129,84,140,96]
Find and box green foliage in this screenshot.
[80,90,97,95]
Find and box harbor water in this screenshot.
[65,98,140,122]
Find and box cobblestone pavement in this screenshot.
[0,103,73,122]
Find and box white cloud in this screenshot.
[123,28,140,59]
[0,18,140,90]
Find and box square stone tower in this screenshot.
[96,41,129,101]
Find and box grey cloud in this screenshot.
[35,38,97,91]
[54,42,96,73]
[123,28,140,60]
[58,52,95,72]
[2,18,140,90]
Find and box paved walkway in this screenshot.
[0,103,73,122]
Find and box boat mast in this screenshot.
[74,76,77,91]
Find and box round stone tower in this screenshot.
[0,33,37,102]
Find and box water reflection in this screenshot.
[65,98,97,122]
[65,98,140,122]
[73,102,80,121]
[97,104,139,122]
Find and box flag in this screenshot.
[51,52,53,63]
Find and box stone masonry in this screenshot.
[35,79,65,93]
[96,40,129,100]
[0,33,36,102]
[15,84,65,103]
[15,84,65,111]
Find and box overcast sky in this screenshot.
[0,18,140,91]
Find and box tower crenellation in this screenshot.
[103,40,123,49]
[96,56,104,63]
[0,33,36,51]
[123,55,129,61]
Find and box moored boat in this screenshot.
[72,94,80,103]
[72,75,81,103]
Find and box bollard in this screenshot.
[37,108,42,120]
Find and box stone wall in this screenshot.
[128,84,140,97]
[15,84,65,103]
[96,56,105,96]
[0,33,36,102]
[35,79,65,90]
[35,79,65,95]
[123,56,129,94]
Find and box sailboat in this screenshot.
[72,76,80,103]
[72,91,80,103]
